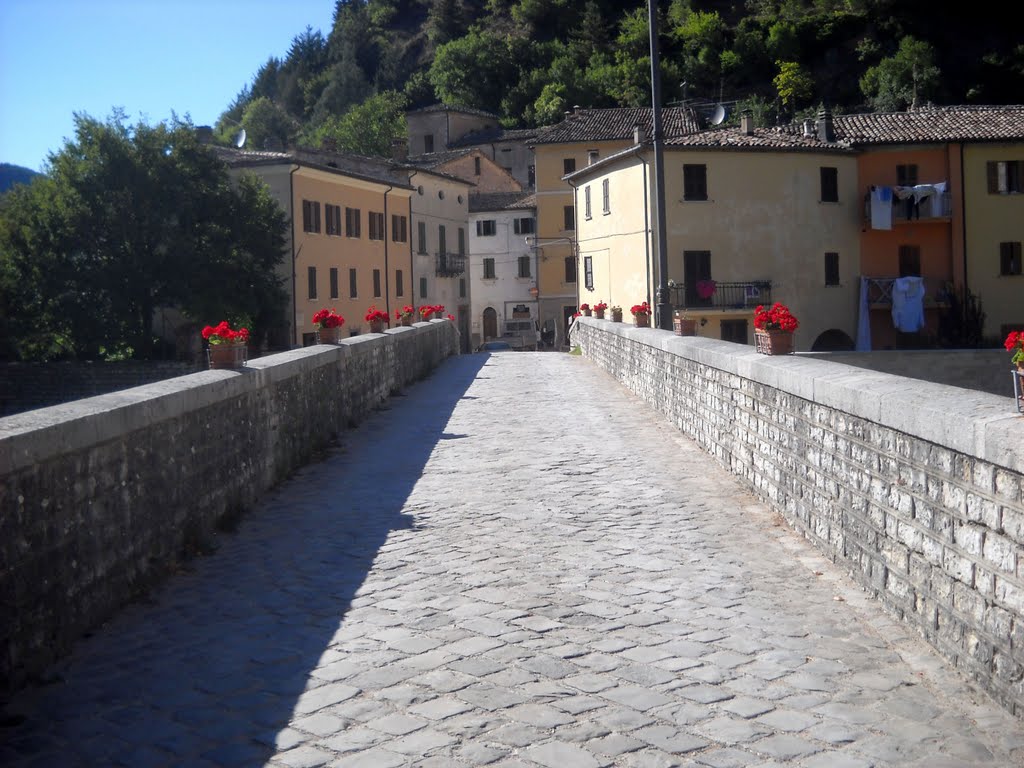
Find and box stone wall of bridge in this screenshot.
[572,317,1024,715]
[0,321,459,693]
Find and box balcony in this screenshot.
[435,252,466,277]
[669,280,772,311]
[863,276,951,308]
[864,185,951,229]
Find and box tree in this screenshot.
[241,97,300,151]
[773,61,814,115]
[860,36,940,111]
[0,112,287,361]
[429,30,518,114]
[303,91,408,156]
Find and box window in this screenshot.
[720,319,748,344]
[458,227,466,254]
[345,207,361,238]
[349,268,358,298]
[684,250,712,306]
[302,200,321,233]
[391,214,407,242]
[563,158,576,175]
[396,269,404,296]
[373,268,382,297]
[897,164,918,186]
[824,252,840,286]
[1000,242,1023,275]
[588,150,599,165]
[584,256,594,290]
[584,186,592,219]
[459,277,466,298]
[483,258,496,279]
[476,220,497,236]
[565,256,577,283]
[325,203,341,235]
[368,211,385,241]
[417,221,427,254]
[602,179,610,214]
[329,267,339,298]
[518,256,531,278]
[513,217,535,234]
[683,164,708,201]
[474,157,481,175]
[563,205,575,230]
[438,225,447,254]
[307,266,317,299]
[820,167,839,202]
[988,161,1024,194]
[898,245,921,277]
[419,276,428,298]
[424,134,434,153]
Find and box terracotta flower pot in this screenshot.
[207,343,248,369]
[610,310,622,322]
[582,308,592,317]
[317,326,340,344]
[594,309,606,319]
[633,313,650,328]
[400,315,413,326]
[755,328,794,355]
[674,317,697,336]
[369,319,385,334]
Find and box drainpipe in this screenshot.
[289,164,299,347]
[384,184,393,319]
[566,177,580,321]
[648,0,671,330]
[959,142,968,297]
[640,153,652,313]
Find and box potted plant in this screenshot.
[630,301,651,328]
[202,320,249,369]
[593,301,608,319]
[433,304,446,319]
[609,305,623,322]
[1005,330,1024,413]
[580,303,592,317]
[673,310,697,336]
[696,279,717,302]
[312,308,345,343]
[365,306,390,333]
[396,305,415,326]
[753,302,799,355]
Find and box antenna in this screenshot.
[234,128,247,148]
[710,104,727,125]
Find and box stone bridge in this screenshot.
[1,321,1022,766]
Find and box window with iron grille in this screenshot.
[483,258,496,279]
[820,167,839,202]
[325,204,340,235]
[329,267,339,298]
[345,207,361,237]
[302,200,321,233]
[1000,242,1022,275]
[584,256,593,290]
[307,266,317,299]
[683,164,707,201]
[518,256,531,278]
[824,252,840,286]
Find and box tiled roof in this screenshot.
[406,103,499,120]
[449,126,541,148]
[830,105,1024,145]
[406,148,477,168]
[469,191,535,213]
[532,107,703,145]
[664,125,853,153]
[214,146,413,188]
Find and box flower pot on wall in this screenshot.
[582,308,592,317]
[369,319,385,334]
[755,329,794,355]
[634,314,650,328]
[674,317,697,336]
[207,344,248,370]
[594,309,605,319]
[317,326,340,344]
[400,315,413,326]
[610,309,623,322]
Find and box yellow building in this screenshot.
[217,147,414,346]
[530,107,701,347]
[568,111,860,350]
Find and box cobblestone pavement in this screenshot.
[3,351,1023,767]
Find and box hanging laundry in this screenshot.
[870,186,892,230]
[930,181,948,217]
[891,276,926,333]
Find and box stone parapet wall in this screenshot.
[0,321,459,692]
[572,317,1024,715]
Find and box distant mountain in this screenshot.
[0,163,40,194]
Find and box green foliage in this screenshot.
[302,91,408,156]
[429,30,518,113]
[0,112,287,361]
[241,97,300,151]
[773,60,814,112]
[860,36,940,111]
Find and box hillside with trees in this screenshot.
[214,0,1024,154]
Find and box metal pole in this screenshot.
[648,0,672,331]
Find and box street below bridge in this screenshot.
[2,350,1022,767]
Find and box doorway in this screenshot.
[482,307,498,340]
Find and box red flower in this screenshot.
[754,302,799,332]
[446,314,455,321]
[593,302,608,311]
[364,305,389,323]
[312,308,345,329]
[580,303,590,311]
[202,320,248,345]
[1006,330,1024,364]
[630,302,650,316]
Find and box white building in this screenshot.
[468,192,538,349]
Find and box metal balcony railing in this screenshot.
[863,188,952,228]
[863,276,952,308]
[669,280,772,310]
[435,252,466,277]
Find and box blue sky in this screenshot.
[0,0,336,172]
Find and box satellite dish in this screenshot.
[710,104,727,125]
[234,128,247,148]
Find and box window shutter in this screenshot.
[987,161,998,193]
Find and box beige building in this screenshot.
[567,111,861,350]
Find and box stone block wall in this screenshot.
[572,318,1024,715]
[0,321,459,692]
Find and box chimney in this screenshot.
[196,125,213,144]
[633,123,646,145]
[391,137,408,162]
[803,119,815,137]
[321,137,338,152]
[740,110,754,136]
[816,108,835,143]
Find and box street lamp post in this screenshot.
[648,0,672,331]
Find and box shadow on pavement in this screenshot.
[1,353,490,767]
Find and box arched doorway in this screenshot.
[482,307,498,340]
[811,329,855,351]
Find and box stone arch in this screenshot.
[482,307,498,340]
[811,328,855,351]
